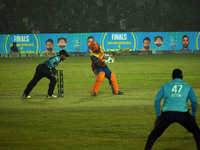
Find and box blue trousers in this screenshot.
[93,65,112,79]
[145,111,200,150]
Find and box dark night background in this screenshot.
[1,0,200,34]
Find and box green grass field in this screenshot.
[0,54,200,150]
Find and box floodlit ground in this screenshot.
[0,54,200,150]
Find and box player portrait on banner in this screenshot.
[153,35,164,51]
[57,37,67,50]
[154,36,163,47]
[180,35,191,50]
[140,37,155,54]
[42,39,56,53]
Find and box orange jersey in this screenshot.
[140,49,155,54]
[90,47,105,69]
[42,50,56,53]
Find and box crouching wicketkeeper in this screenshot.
[21,50,69,99]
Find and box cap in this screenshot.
[172,69,183,79]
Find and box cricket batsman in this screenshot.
[90,42,123,96]
[21,50,69,99]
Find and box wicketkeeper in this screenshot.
[22,50,69,99]
[90,42,123,96]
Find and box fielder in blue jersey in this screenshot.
[145,69,200,150]
[22,50,69,99]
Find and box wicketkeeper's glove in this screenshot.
[51,67,58,75]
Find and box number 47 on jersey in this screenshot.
[172,85,183,93]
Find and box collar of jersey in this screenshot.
[173,78,182,81]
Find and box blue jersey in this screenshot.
[155,78,197,117]
[41,56,61,69]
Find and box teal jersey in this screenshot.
[155,78,197,117]
[41,56,61,69]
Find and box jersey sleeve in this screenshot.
[155,85,164,117]
[188,87,197,116]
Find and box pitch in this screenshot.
[0,54,199,150]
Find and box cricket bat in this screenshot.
[112,47,131,57]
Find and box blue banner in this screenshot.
[0,32,199,54]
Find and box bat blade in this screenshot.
[113,47,131,56]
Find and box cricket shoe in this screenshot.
[21,93,31,99]
[117,91,124,95]
[91,91,97,96]
[46,94,57,99]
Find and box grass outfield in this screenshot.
[0,54,200,150]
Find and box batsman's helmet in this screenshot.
[172,69,183,79]
[90,42,99,52]
[59,50,69,57]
